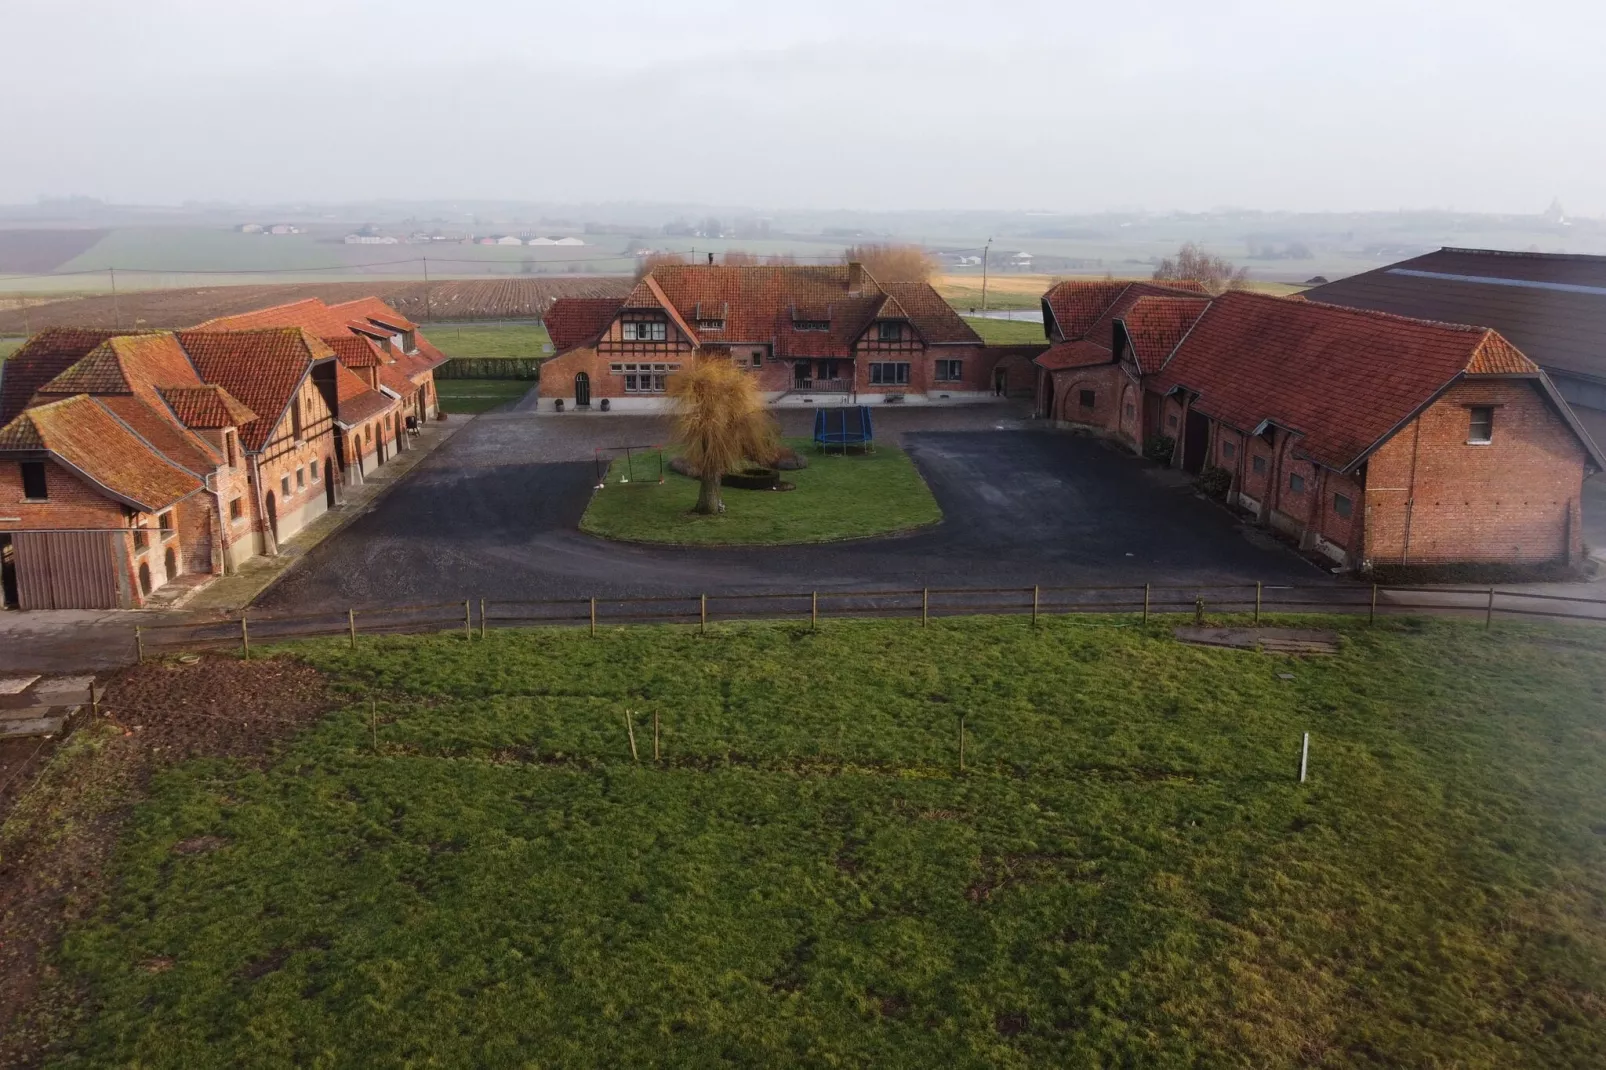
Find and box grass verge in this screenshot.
[36,615,1606,1066]
[579,438,942,545]
[435,379,531,414]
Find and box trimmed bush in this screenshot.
[1197,465,1232,500]
[1143,434,1176,464]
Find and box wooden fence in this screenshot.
[129,582,1606,661]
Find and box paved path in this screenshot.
[256,402,1319,612]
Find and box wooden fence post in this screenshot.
[590,597,597,638]
[700,594,708,634]
[1485,586,1495,630]
[1142,584,1150,624]
[1299,731,1310,784]
[922,587,928,627]
[1031,585,1039,627]
[1370,584,1378,626]
[480,598,487,640]
[348,608,357,649]
[464,599,471,639]
[625,711,639,762]
[811,591,818,631]
[1254,581,1262,625]
[241,615,250,660]
[135,625,144,664]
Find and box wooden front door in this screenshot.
[574,372,591,407]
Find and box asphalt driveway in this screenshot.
[255,404,1317,613]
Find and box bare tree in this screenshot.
[721,250,760,266]
[1152,243,1250,293]
[763,253,797,266]
[668,354,780,515]
[635,251,688,281]
[842,243,938,283]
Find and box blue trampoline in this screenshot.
[813,406,875,453]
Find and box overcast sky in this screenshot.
[3,0,1602,215]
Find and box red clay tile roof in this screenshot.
[159,385,257,429]
[1035,340,1116,372]
[175,328,334,451]
[200,296,444,370]
[0,394,204,511]
[1041,280,1208,342]
[198,298,353,336]
[327,297,418,333]
[881,283,983,345]
[376,363,416,398]
[1152,292,1550,471]
[322,334,385,369]
[332,361,396,427]
[546,297,628,353]
[0,328,128,425]
[1117,296,1212,373]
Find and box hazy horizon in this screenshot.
[6,0,1603,216]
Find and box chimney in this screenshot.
[847,261,863,292]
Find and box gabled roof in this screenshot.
[1150,291,1592,472]
[1300,248,1606,386]
[332,361,396,428]
[198,296,445,371]
[322,334,385,369]
[0,328,128,425]
[1117,296,1212,373]
[0,394,204,512]
[159,385,257,429]
[1035,340,1115,372]
[546,297,627,353]
[198,297,353,337]
[1041,279,1209,343]
[174,328,335,451]
[328,298,418,333]
[881,283,983,345]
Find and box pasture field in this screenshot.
[936,273,1055,311]
[581,438,942,545]
[435,379,532,414]
[425,322,552,359]
[964,317,1047,345]
[23,615,1606,1067]
[0,336,24,360]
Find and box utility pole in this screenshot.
[423,256,432,322]
[109,267,120,329]
[980,238,993,311]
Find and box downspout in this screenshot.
[249,453,278,557]
[1401,417,1422,565]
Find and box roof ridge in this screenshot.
[1227,289,1491,337]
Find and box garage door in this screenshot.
[12,531,126,610]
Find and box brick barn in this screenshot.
[1033,282,1603,570]
[540,262,1016,410]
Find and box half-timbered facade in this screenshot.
[540,263,999,409]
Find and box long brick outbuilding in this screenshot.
[1035,283,1604,570]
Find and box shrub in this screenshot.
[1143,435,1176,464]
[1197,466,1232,500]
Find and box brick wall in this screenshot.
[1363,379,1587,566]
[1048,365,1125,433]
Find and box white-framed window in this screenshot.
[1468,406,1494,444]
[311,460,321,482]
[296,467,306,490]
[934,360,963,382]
[696,318,724,331]
[280,475,292,497]
[621,320,668,342]
[869,362,910,386]
[611,362,679,393]
[793,319,829,332]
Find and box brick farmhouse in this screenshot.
[539,262,1040,410]
[1034,281,1604,570]
[0,299,445,609]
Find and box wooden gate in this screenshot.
[11,530,126,610]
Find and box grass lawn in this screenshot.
[39,616,1606,1066]
[580,438,942,545]
[0,335,24,361]
[423,322,551,359]
[435,378,531,414]
[964,316,1048,345]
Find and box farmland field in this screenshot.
[425,322,552,359]
[0,228,110,272]
[15,615,1606,1067]
[0,277,632,334]
[0,336,24,360]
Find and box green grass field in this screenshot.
[42,616,1606,1066]
[435,379,531,414]
[580,439,942,545]
[964,317,1048,345]
[424,322,552,359]
[0,335,24,360]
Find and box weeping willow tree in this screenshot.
[668,353,779,515]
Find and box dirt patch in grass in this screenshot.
[0,655,334,1068]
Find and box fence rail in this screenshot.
[126,582,1606,660]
